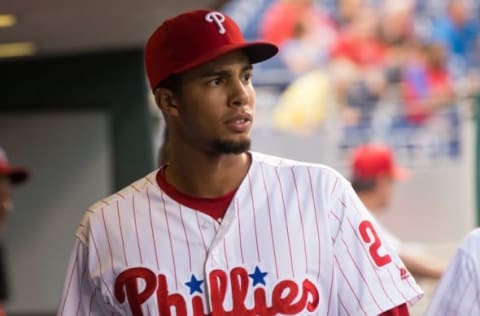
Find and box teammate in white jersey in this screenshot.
[58,9,423,315]
[425,228,480,315]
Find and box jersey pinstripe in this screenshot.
[425,228,480,316]
[58,152,423,315]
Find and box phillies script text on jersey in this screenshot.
[114,266,319,315]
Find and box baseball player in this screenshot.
[58,9,423,315]
[425,228,480,315]
[349,144,445,280]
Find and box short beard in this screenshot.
[212,139,251,154]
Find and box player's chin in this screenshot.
[212,138,251,154]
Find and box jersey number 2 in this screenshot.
[358,220,392,267]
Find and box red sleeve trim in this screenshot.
[379,303,409,316]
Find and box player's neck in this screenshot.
[164,149,251,198]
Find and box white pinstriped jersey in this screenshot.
[58,152,423,315]
[426,228,480,316]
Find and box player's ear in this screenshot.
[154,88,179,117]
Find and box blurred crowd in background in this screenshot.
[223,0,480,161]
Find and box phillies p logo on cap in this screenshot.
[205,12,226,34]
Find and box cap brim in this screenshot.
[173,41,279,76]
[242,42,279,64]
[0,167,29,185]
[392,166,410,181]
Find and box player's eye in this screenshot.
[242,72,252,83]
[208,77,224,86]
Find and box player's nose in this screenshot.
[228,79,250,107]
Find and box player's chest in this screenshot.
[92,202,333,315]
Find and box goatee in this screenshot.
[212,139,251,154]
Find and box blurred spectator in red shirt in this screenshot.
[331,6,385,68]
[259,0,336,47]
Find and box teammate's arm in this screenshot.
[398,251,445,279]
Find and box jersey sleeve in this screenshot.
[328,178,423,315]
[425,247,480,315]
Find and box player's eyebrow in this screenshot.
[198,64,253,78]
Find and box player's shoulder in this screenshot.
[251,151,347,181]
[88,169,158,212]
[75,169,159,241]
[460,228,480,254]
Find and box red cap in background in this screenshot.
[144,9,278,91]
[0,147,29,185]
[351,144,410,181]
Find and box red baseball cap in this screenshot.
[0,147,29,185]
[351,144,410,181]
[145,9,279,91]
